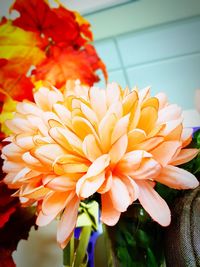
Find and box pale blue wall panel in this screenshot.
[126,53,200,109]
[117,17,200,67]
[94,39,121,71]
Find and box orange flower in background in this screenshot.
[2,82,199,248]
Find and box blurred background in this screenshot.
[0,0,200,266]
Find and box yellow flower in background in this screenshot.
[2,81,199,248]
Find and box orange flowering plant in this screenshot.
[1,80,199,265]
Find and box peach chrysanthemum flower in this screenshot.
[2,81,199,248]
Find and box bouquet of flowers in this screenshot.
[0,1,199,267]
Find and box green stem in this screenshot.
[63,233,74,267]
[74,226,92,267]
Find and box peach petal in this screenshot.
[36,210,58,226]
[142,97,159,110]
[16,101,42,116]
[156,165,199,189]
[170,149,199,166]
[2,143,24,160]
[137,106,158,134]
[130,158,161,180]
[116,150,151,174]
[111,114,129,145]
[72,116,96,140]
[42,191,71,215]
[106,82,121,107]
[138,87,150,103]
[98,170,113,194]
[87,154,110,177]
[109,176,132,212]
[122,90,138,115]
[53,103,72,127]
[49,127,84,156]
[157,104,182,124]
[119,175,139,202]
[109,135,128,165]
[131,136,164,151]
[99,113,117,153]
[80,102,98,127]
[89,86,107,120]
[137,180,171,226]
[76,172,105,198]
[101,192,121,226]
[181,128,193,147]
[82,134,102,162]
[150,141,181,167]
[15,133,35,150]
[32,144,66,166]
[44,175,76,191]
[57,195,80,248]
[127,129,146,151]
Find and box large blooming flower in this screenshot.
[1,81,199,248]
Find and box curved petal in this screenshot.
[98,170,113,194]
[101,192,121,226]
[137,180,171,226]
[150,141,181,167]
[76,171,105,198]
[111,114,129,144]
[57,195,80,248]
[82,134,102,162]
[42,191,72,215]
[36,210,58,226]
[109,175,132,212]
[116,150,152,175]
[170,148,199,166]
[156,165,199,189]
[109,134,128,165]
[130,158,161,180]
[181,128,193,147]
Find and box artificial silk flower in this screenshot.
[1,81,199,248]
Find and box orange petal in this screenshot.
[111,114,129,144]
[36,210,58,226]
[98,170,113,194]
[72,116,96,140]
[157,104,182,124]
[44,175,76,191]
[32,144,66,166]
[89,86,107,120]
[76,171,105,198]
[42,191,74,216]
[181,128,193,147]
[57,195,80,249]
[127,129,146,151]
[87,154,110,177]
[82,134,102,162]
[99,113,117,153]
[116,150,151,174]
[156,165,199,189]
[137,106,158,134]
[150,141,181,167]
[106,82,121,107]
[101,192,121,226]
[122,90,138,115]
[109,134,128,165]
[131,136,164,151]
[130,158,161,180]
[109,175,133,212]
[170,148,199,166]
[137,180,171,226]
